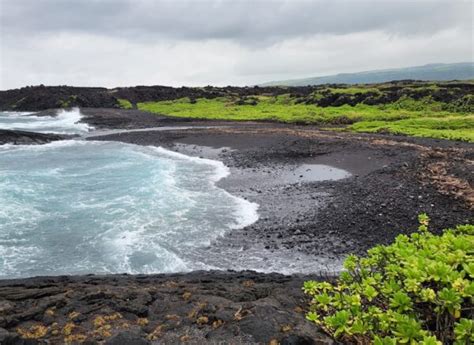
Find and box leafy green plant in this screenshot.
[303,215,474,344]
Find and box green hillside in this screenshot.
[260,63,474,86]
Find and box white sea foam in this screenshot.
[0,108,93,134]
[150,146,231,182]
[0,140,260,278]
[0,138,89,151]
[228,195,260,229]
[149,145,259,231]
[1,111,36,116]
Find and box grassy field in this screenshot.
[137,92,474,142]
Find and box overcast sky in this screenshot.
[0,0,472,89]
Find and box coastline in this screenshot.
[82,108,473,257]
[0,108,473,344]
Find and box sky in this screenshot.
[0,0,472,89]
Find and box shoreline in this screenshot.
[0,108,473,344]
[153,142,347,274]
[1,108,473,272]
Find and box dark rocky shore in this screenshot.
[1,82,472,112]
[0,108,473,344]
[0,129,70,145]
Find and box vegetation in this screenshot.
[351,116,474,142]
[303,215,474,344]
[137,85,474,142]
[117,98,133,109]
[325,87,381,95]
[57,95,77,108]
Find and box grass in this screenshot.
[137,95,474,142]
[117,98,133,109]
[350,116,474,142]
[326,87,381,94]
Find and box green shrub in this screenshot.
[383,96,444,112]
[303,214,474,344]
[443,95,474,113]
[117,98,133,109]
[56,95,77,108]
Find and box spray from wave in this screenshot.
[0,108,92,134]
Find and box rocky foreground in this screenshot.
[0,272,332,345]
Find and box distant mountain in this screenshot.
[260,62,474,86]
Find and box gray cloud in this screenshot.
[2,0,471,43]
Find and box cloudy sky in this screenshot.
[0,0,472,89]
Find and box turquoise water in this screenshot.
[0,140,258,278]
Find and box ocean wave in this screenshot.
[0,108,93,134]
[0,140,259,278]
